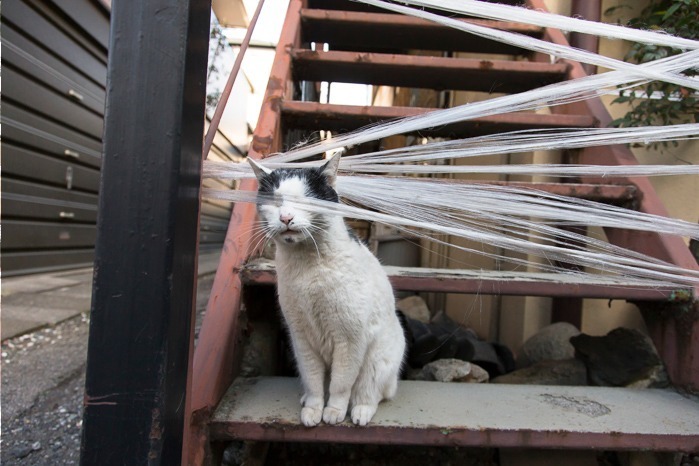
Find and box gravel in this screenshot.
[1,315,88,465]
[0,274,215,465]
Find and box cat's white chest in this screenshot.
[275,243,388,359]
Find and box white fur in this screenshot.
[251,157,405,426]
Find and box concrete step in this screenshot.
[211,376,699,451]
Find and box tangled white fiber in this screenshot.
[203,0,699,288]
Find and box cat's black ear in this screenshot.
[320,153,342,187]
[248,157,272,180]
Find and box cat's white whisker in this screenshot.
[303,226,322,260]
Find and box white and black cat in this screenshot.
[248,154,406,426]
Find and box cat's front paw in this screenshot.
[351,404,377,426]
[300,406,323,427]
[322,406,347,424]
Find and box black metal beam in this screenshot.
[80,1,211,464]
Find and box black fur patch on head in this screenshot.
[256,166,339,203]
[303,167,339,202]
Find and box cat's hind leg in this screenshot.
[351,334,404,426]
[350,355,395,426]
[350,363,384,426]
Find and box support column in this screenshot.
[80,1,211,464]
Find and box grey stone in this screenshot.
[571,327,668,388]
[396,295,431,323]
[416,358,489,383]
[517,322,580,369]
[12,446,34,459]
[625,365,670,389]
[492,359,587,386]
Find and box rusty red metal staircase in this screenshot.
[184,0,699,463]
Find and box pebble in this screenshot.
[12,446,33,459]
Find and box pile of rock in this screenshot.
[492,322,586,386]
[399,295,669,389]
[398,295,514,384]
[493,323,668,388]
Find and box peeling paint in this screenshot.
[83,393,119,406]
[149,408,162,441]
[539,394,611,418]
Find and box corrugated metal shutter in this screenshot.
[2,0,235,275]
[2,0,108,275]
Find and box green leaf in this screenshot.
[663,3,682,20]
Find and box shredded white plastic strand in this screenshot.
[342,125,699,164]
[205,160,699,179]
[337,181,699,281]
[341,164,699,177]
[339,176,699,241]
[358,0,699,91]
[270,50,699,162]
[203,187,699,287]
[390,0,699,50]
[202,124,699,180]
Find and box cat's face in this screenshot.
[249,155,341,245]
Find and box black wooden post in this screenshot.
[80,1,211,464]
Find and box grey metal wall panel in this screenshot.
[2,178,99,225]
[4,66,104,139]
[3,143,101,192]
[201,200,233,220]
[51,0,110,50]
[1,249,95,276]
[2,102,103,168]
[3,26,106,114]
[3,220,97,250]
[2,0,107,85]
[2,0,233,276]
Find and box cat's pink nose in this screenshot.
[280,214,294,225]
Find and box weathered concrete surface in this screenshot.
[1,316,88,465]
[2,315,90,424]
[0,252,220,465]
[2,269,93,341]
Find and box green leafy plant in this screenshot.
[206,18,229,115]
[607,0,698,139]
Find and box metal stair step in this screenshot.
[242,258,689,302]
[305,0,525,13]
[437,180,638,206]
[281,101,597,137]
[301,9,543,55]
[211,376,699,451]
[292,49,569,93]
